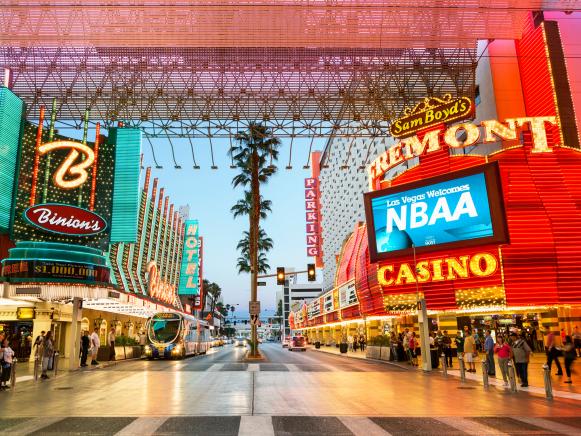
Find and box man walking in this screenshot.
[546,330,563,375]
[33,330,45,356]
[484,330,496,376]
[108,327,116,361]
[442,331,453,368]
[80,331,90,367]
[90,327,100,365]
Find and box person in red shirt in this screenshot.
[494,335,512,385]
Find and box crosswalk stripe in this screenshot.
[247,364,259,372]
[339,417,391,436]
[285,364,301,372]
[514,417,581,436]
[4,417,64,435]
[115,417,167,436]
[436,417,509,435]
[207,363,225,371]
[238,416,274,436]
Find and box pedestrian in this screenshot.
[90,327,100,365]
[359,335,366,352]
[511,332,532,387]
[33,330,45,356]
[561,328,566,344]
[563,335,577,384]
[464,330,476,372]
[546,330,564,375]
[494,335,512,386]
[573,326,581,358]
[455,331,464,362]
[108,327,116,361]
[435,330,444,356]
[80,331,90,367]
[484,330,496,376]
[442,330,452,368]
[40,331,54,379]
[0,339,14,389]
[409,332,418,366]
[347,334,354,352]
[534,327,544,353]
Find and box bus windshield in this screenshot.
[148,314,181,343]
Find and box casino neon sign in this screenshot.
[38,140,95,190]
[369,116,559,189]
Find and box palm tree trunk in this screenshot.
[250,147,260,356]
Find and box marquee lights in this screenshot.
[368,116,558,189]
[38,140,96,190]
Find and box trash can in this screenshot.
[315,342,321,349]
[430,348,440,369]
[340,343,348,353]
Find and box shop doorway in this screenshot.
[0,321,33,359]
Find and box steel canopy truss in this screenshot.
[2,46,477,138]
[1,1,579,49]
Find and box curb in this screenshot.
[309,346,410,370]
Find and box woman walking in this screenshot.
[511,332,532,387]
[563,335,577,384]
[409,332,418,366]
[0,339,14,389]
[494,336,512,386]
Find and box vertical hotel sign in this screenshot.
[178,219,200,295]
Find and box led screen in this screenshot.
[364,163,508,262]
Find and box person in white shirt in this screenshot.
[0,339,14,389]
[90,327,100,365]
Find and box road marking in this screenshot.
[339,417,391,436]
[4,417,64,435]
[436,417,509,435]
[115,417,167,436]
[285,364,302,372]
[248,364,259,372]
[238,416,274,436]
[514,417,581,436]
[207,363,225,371]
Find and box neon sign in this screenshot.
[178,219,200,295]
[38,140,95,189]
[389,94,474,139]
[377,252,498,287]
[146,260,176,305]
[24,203,107,236]
[369,116,559,190]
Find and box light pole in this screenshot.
[412,244,432,372]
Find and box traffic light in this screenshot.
[277,267,285,285]
[307,263,316,281]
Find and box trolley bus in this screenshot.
[144,312,211,359]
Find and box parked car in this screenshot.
[288,336,306,352]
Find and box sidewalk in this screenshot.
[310,345,581,400]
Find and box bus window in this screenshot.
[148,317,181,343]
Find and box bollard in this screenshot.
[9,358,17,391]
[33,354,39,381]
[441,353,447,376]
[53,352,59,378]
[459,355,466,382]
[542,364,553,400]
[508,360,518,393]
[481,360,489,388]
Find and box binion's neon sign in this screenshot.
[38,140,95,189]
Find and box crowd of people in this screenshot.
[346,334,366,352]
[392,324,580,386]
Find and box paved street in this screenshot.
[0,344,580,435]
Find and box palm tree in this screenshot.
[236,228,274,255]
[237,252,271,275]
[231,191,272,220]
[229,122,281,356]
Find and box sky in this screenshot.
[141,135,327,319]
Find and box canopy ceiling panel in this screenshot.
[1,1,578,48]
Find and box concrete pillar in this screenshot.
[65,298,82,370]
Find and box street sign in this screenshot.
[257,281,267,286]
[250,314,259,325]
[249,301,261,315]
